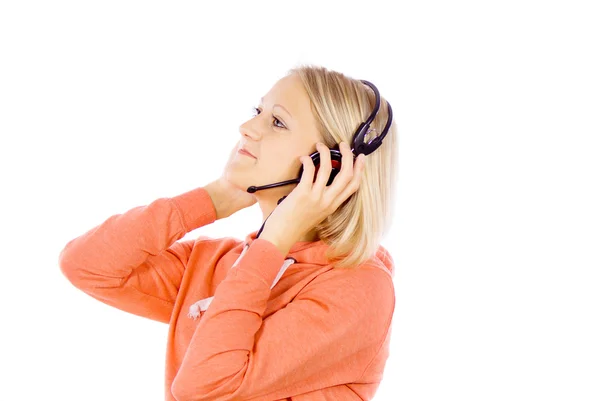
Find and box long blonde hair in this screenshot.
[286,64,399,269]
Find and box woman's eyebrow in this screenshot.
[260,97,293,119]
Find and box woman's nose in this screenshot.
[239,121,261,141]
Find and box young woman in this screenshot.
[59,64,399,400]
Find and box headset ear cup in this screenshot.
[298,149,344,186]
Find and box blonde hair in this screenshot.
[286,64,399,269]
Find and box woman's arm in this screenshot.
[58,186,217,323]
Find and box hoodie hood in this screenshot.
[243,229,394,277]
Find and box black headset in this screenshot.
[248,79,393,239]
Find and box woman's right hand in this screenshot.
[204,143,257,220]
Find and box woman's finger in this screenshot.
[298,155,315,192]
[336,154,365,203]
[312,142,332,193]
[326,141,355,196]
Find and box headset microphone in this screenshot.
[248,79,393,239]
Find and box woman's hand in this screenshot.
[259,141,366,256]
[205,143,257,220]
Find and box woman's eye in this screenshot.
[251,107,286,129]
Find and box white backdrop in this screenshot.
[1,1,599,400]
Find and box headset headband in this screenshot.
[351,80,393,157]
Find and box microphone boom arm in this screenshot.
[247,177,302,193]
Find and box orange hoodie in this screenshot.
[59,186,396,400]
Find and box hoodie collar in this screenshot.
[242,230,330,265]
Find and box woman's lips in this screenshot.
[238,149,257,159]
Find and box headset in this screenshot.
[248,79,393,239]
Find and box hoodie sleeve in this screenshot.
[170,238,395,401]
[58,186,217,324]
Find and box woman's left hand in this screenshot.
[259,141,366,256]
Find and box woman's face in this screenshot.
[226,73,323,198]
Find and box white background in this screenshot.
[1,1,599,400]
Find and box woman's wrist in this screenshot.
[203,181,231,220]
